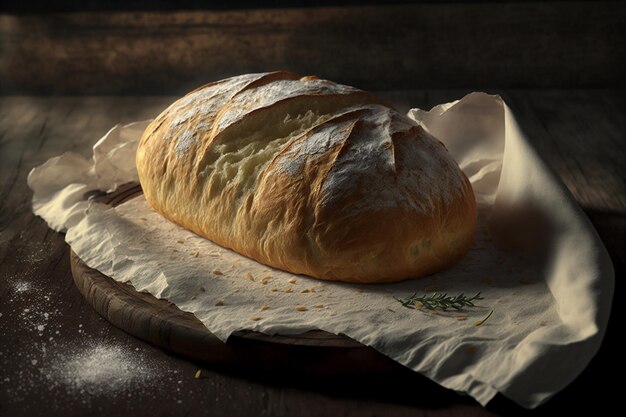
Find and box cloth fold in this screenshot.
[28,93,613,409]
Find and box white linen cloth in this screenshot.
[28,93,614,408]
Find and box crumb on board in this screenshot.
[215,300,224,306]
[313,304,324,308]
[212,270,223,276]
[191,251,200,258]
[194,370,202,379]
[271,288,278,292]
[246,272,255,282]
[250,316,262,321]
[177,239,185,244]
[386,308,395,312]
[295,306,307,311]
[259,276,271,285]
[301,289,310,293]
[288,278,297,284]
[456,316,468,321]
[191,295,197,300]
[260,305,270,311]
[284,287,293,293]
[199,286,206,292]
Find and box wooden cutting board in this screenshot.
[70,182,402,376]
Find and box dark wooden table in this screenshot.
[1,90,623,416]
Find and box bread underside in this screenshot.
[136,71,476,283]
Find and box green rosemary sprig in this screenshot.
[393,292,483,311]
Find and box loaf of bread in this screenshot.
[136,71,476,283]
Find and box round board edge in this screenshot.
[69,182,402,375]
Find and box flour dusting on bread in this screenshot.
[136,71,476,283]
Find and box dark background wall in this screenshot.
[1,1,624,95]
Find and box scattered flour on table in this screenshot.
[13,280,32,293]
[46,344,159,395]
[1,270,192,409]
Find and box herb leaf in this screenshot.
[393,292,483,311]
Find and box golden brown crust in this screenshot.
[136,72,476,283]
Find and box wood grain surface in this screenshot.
[1,1,625,94]
[0,90,623,416]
